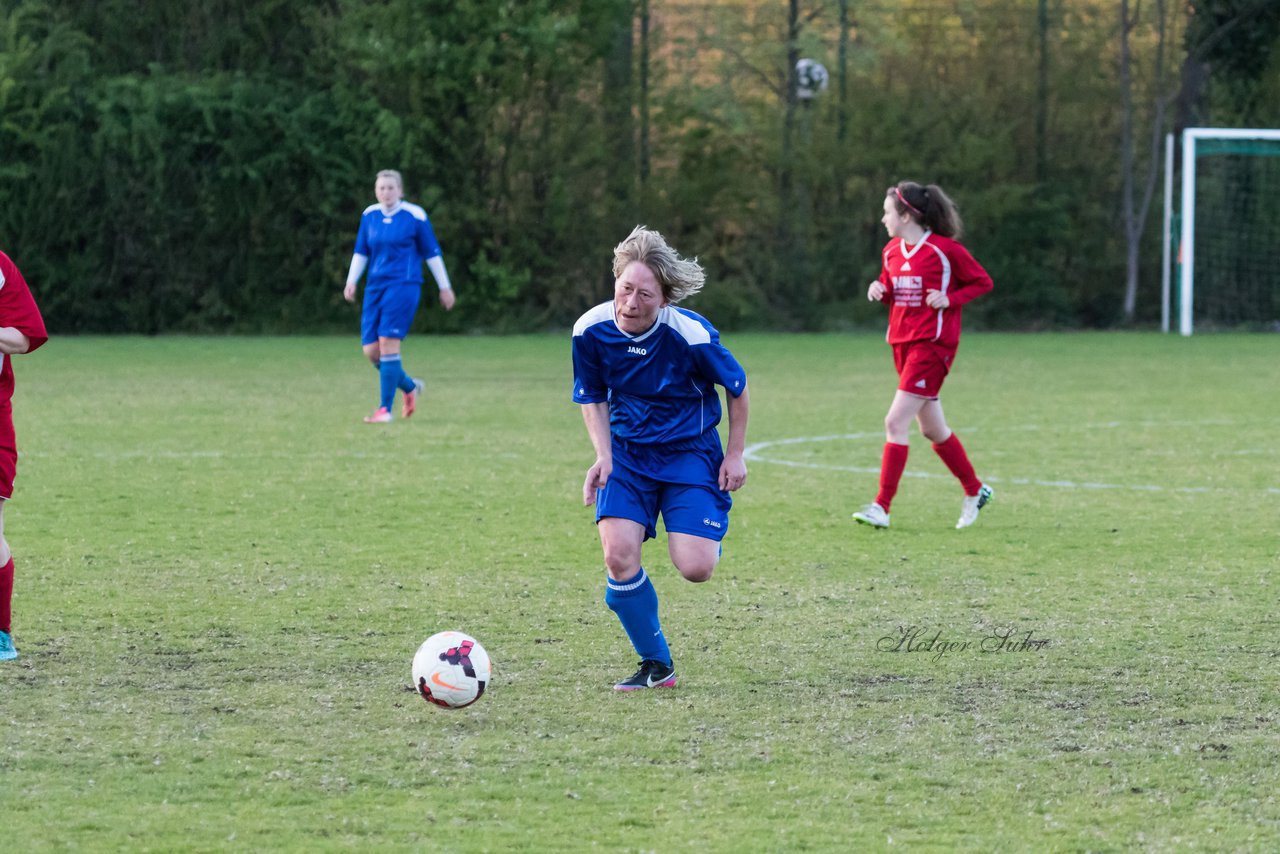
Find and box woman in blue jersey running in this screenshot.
[572,226,750,691]
[343,170,455,423]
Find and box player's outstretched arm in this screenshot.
[581,402,613,505]
[719,383,749,492]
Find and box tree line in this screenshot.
[1,0,1276,334]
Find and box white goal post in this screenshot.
[1166,127,1280,335]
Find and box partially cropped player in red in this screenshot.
[853,182,993,530]
[0,250,48,660]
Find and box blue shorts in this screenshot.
[361,285,422,345]
[595,458,732,542]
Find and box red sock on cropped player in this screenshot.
[932,432,982,495]
[0,558,13,634]
[875,442,910,512]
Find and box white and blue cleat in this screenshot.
[956,484,993,529]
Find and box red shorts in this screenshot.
[0,404,13,500]
[892,341,955,399]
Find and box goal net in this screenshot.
[1172,128,1280,334]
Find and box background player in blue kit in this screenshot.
[572,226,750,691]
[343,170,455,423]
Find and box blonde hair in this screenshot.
[611,226,705,303]
[376,169,403,190]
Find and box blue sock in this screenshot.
[398,370,417,393]
[378,356,405,411]
[604,568,671,665]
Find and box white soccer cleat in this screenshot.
[956,484,993,529]
[852,502,890,528]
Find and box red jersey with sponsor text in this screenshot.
[0,252,49,406]
[876,232,992,348]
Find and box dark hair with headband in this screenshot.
[887,181,963,239]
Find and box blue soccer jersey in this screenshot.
[353,202,443,289]
[572,302,747,473]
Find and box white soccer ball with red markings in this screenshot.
[412,631,492,709]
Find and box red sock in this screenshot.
[932,432,982,495]
[875,443,910,512]
[0,558,12,634]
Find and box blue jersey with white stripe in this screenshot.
[353,202,442,289]
[572,302,747,450]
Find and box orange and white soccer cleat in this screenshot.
[402,378,425,419]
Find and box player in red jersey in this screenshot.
[852,182,994,530]
[0,251,49,660]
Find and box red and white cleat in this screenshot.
[363,406,392,424]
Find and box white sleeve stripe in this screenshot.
[661,307,712,345]
[925,241,952,341]
[426,255,451,290]
[346,254,368,286]
[572,302,615,337]
[402,202,429,222]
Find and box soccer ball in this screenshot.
[412,631,492,709]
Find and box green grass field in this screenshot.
[2,332,1278,852]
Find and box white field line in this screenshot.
[743,422,1279,495]
[23,420,1279,494]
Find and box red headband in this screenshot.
[894,187,924,217]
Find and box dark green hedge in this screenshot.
[2,0,1277,333]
